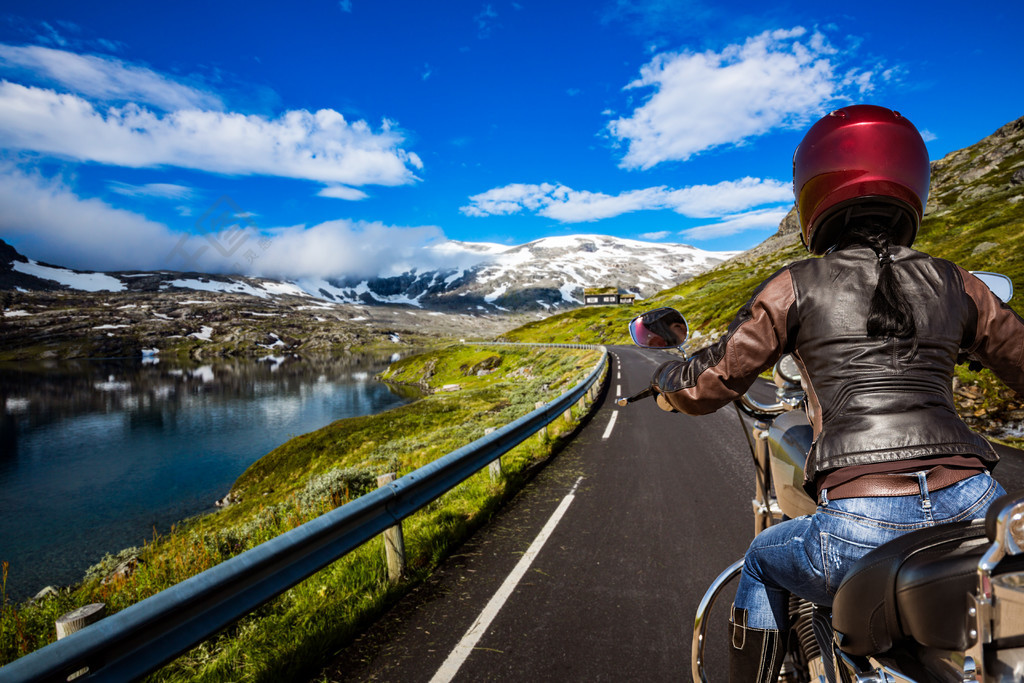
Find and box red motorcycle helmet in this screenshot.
[793,104,931,255]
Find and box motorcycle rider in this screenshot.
[648,104,1024,682]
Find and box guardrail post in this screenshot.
[485,428,502,481]
[535,401,548,441]
[56,603,106,680]
[376,473,406,583]
[56,602,105,640]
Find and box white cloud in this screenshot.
[461,177,791,223]
[0,166,180,271]
[608,27,872,169]
[639,230,671,240]
[681,207,791,240]
[0,82,423,186]
[661,177,792,217]
[254,221,471,280]
[317,184,370,201]
[108,181,194,200]
[0,166,476,279]
[0,43,222,111]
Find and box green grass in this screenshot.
[0,344,603,681]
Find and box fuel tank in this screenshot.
[766,410,817,518]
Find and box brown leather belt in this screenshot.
[823,467,980,502]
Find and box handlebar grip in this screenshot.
[617,387,654,406]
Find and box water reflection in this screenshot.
[0,353,414,600]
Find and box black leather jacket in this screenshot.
[655,245,1024,491]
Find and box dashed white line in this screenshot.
[602,410,619,439]
[429,477,584,683]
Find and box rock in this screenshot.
[972,241,999,256]
[462,354,501,376]
[215,491,241,508]
[31,585,60,602]
[101,557,142,585]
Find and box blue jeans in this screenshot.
[735,471,1005,630]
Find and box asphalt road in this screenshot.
[317,346,1024,683]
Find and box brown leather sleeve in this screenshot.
[958,266,1024,395]
[654,268,797,415]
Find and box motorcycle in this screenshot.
[619,272,1024,683]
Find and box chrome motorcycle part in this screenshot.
[765,410,817,520]
[775,354,803,388]
[969,493,1024,680]
[692,559,744,683]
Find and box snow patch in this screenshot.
[13,259,126,292]
[484,285,507,303]
[189,326,214,341]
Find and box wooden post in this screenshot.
[485,428,502,481]
[562,407,572,424]
[56,603,106,680]
[376,473,406,583]
[535,401,548,441]
[56,603,105,640]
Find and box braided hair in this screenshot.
[836,221,917,340]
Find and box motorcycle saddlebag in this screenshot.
[832,520,988,655]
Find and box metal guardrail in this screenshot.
[0,345,608,682]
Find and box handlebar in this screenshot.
[734,393,791,420]
[616,387,654,406]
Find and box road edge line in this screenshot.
[429,476,584,683]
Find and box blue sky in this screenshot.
[1,0,1022,280]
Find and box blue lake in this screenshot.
[0,353,415,601]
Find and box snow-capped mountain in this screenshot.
[1,235,736,311]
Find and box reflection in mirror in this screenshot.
[971,271,1014,303]
[629,307,689,349]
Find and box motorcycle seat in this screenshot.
[832,519,988,655]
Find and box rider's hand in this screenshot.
[656,393,678,413]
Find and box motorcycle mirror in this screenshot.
[971,271,1014,303]
[629,307,689,349]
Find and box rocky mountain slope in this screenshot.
[1,234,735,313]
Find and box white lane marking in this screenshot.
[602,410,618,439]
[616,384,621,396]
[430,477,584,683]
